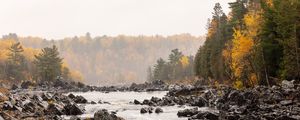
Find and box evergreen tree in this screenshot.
[34,45,63,81]
[5,42,26,82]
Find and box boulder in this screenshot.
[46,103,64,115]
[191,111,219,120]
[63,104,84,115]
[190,97,207,107]
[133,99,141,104]
[91,101,97,104]
[68,93,76,99]
[94,109,124,120]
[155,107,163,113]
[282,80,295,89]
[74,95,87,104]
[140,107,148,114]
[177,108,198,117]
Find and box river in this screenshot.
[62,91,209,120]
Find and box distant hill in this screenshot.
[12,33,204,86]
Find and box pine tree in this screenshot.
[5,42,26,82]
[34,45,63,81]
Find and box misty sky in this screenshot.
[0,0,235,39]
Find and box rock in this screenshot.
[280,100,293,106]
[191,111,219,120]
[94,109,124,120]
[0,93,8,102]
[2,101,13,110]
[190,97,207,107]
[134,99,141,104]
[91,101,97,104]
[140,107,148,114]
[41,93,52,101]
[276,115,297,120]
[148,107,154,113]
[32,95,43,102]
[69,116,81,120]
[21,81,35,89]
[282,80,295,89]
[74,95,87,104]
[177,108,198,117]
[46,103,64,115]
[228,90,245,106]
[155,107,163,113]
[68,93,76,99]
[63,104,84,115]
[11,84,18,90]
[142,99,150,105]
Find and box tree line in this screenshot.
[194,0,300,88]
[0,39,83,86]
[147,49,194,82]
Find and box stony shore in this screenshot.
[0,79,300,120]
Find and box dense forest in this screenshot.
[0,33,204,86]
[147,49,194,84]
[0,39,83,87]
[194,0,300,88]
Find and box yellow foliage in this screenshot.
[180,56,189,68]
[231,29,254,78]
[249,73,258,87]
[233,80,244,90]
[69,70,84,81]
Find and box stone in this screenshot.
[74,95,87,104]
[63,104,84,115]
[134,99,141,104]
[155,107,163,113]
[177,108,198,117]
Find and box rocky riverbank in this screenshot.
[135,80,300,120]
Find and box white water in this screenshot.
[63,91,206,120]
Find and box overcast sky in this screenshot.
[0,0,235,39]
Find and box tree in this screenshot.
[34,45,63,81]
[153,58,168,81]
[5,42,26,82]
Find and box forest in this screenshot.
[194,0,300,88]
[0,33,203,86]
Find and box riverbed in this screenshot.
[63,91,209,120]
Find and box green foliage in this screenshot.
[152,49,194,81]
[5,42,26,82]
[34,45,63,81]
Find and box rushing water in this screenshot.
[63,91,208,120]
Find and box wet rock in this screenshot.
[11,84,18,90]
[21,81,35,89]
[228,90,246,106]
[282,80,295,89]
[91,101,97,104]
[63,104,84,115]
[142,99,150,105]
[190,97,207,107]
[134,99,141,104]
[2,101,13,110]
[41,93,52,101]
[46,103,64,115]
[74,95,87,104]
[280,100,293,106]
[94,109,124,120]
[155,107,163,113]
[191,111,219,120]
[140,107,148,114]
[68,93,76,99]
[177,108,198,117]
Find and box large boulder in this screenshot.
[74,95,87,104]
[63,104,84,115]
[177,108,198,117]
[155,107,163,113]
[46,103,64,115]
[94,109,124,120]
